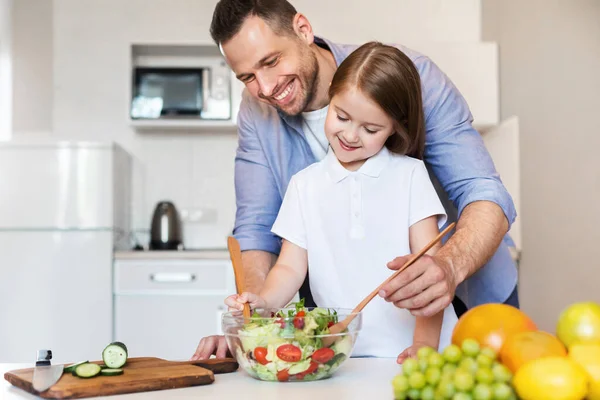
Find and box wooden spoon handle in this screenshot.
[167,358,239,374]
[227,236,251,319]
[351,222,456,315]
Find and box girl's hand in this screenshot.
[396,341,436,364]
[224,292,267,311]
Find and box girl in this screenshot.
[227,41,458,362]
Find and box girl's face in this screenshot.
[325,88,396,171]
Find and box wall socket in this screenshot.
[179,208,218,224]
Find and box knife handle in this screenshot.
[36,349,52,366]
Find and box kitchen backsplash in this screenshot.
[129,133,238,250]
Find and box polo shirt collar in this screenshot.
[325,146,392,183]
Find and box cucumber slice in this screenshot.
[326,353,346,367]
[110,341,128,354]
[64,360,88,373]
[102,342,128,369]
[100,368,123,376]
[73,363,102,378]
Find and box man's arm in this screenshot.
[380,53,516,316]
[436,201,508,284]
[242,250,277,293]
[419,54,515,284]
[382,201,508,316]
[233,91,283,289]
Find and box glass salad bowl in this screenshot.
[222,305,362,382]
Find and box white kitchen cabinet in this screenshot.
[113,255,235,360]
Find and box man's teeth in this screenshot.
[274,82,293,101]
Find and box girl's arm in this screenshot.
[227,239,308,310]
[398,215,445,362]
[258,239,308,308]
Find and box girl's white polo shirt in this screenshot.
[271,146,458,358]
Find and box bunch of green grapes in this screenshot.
[392,339,517,400]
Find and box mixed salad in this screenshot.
[234,300,354,382]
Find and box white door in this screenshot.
[0,230,113,363]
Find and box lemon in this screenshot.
[591,380,600,400]
[513,356,588,400]
[569,343,600,400]
[556,302,600,349]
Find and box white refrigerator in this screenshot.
[0,140,131,363]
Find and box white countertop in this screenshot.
[2,359,399,399]
[114,250,230,260]
[114,248,520,264]
[115,248,520,263]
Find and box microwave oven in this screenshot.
[130,63,231,121]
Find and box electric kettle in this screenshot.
[149,201,183,250]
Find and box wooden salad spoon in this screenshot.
[227,236,252,319]
[322,222,456,347]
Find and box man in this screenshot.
[192,0,518,360]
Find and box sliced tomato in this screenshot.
[293,311,306,328]
[311,348,335,364]
[294,361,318,380]
[305,361,319,374]
[293,316,305,329]
[275,317,286,328]
[253,347,269,365]
[276,369,290,382]
[327,321,334,328]
[276,344,302,362]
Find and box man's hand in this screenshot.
[379,254,457,317]
[191,335,231,361]
[382,202,510,317]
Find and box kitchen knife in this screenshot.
[32,349,64,392]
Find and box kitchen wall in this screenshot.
[0,0,12,141]
[10,0,485,249]
[293,0,481,45]
[10,0,53,135]
[482,0,600,331]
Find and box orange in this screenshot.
[556,302,600,349]
[500,330,567,373]
[451,303,537,353]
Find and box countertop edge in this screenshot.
[114,250,230,260]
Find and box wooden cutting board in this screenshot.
[4,357,239,399]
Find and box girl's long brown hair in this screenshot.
[328,42,425,159]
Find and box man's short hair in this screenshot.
[210,0,298,45]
